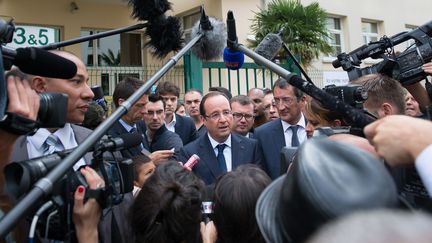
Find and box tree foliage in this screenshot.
[101,49,121,66]
[250,0,333,67]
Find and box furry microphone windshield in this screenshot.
[128,0,183,58]
[190,16,226,61]
[255,33,283,65]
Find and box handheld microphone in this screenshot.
[183,154,200,170]
[2,47,77,79]
[223,11,244,70]
[190,7,226,61]
[255,32,283,65]
[201,184,214,223]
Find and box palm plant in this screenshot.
[100,49,121,66]
[249,0,333,67]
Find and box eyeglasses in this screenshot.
[144,110,164,116]
[274,96,296,106]
[232,112,254,121]
[205,110,232,121]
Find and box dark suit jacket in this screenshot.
[174,114,197,145]
[107,120,147,158]
[142,124,183,152]
[253,119,285,179]
[175,133,263,185]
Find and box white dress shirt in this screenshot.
[208,133,233,172]
[415,144,432,197]
[26,123,86,170]
[165,114,177,132]
[281,113,307,147]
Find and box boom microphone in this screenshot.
[255,32,282,65]
[128,0,183,58]
[2,47,77,79]
[223,11,244,70]
[190,8,226,61]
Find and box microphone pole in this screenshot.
[41,23,147,50]
[0,8,214,238]
[226,11,374,129]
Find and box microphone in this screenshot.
[255,32,283,65]
[190,7,226,61]
[223,11,244,70]
[201,184,214,223]
[4,132,143,197]
[183,154,200,170]
[2,47,77,79]
[128,0,183,58]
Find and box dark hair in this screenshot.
[131,161,205,243]
[131,154,152,181]
[175,101,184,112]
[230,95,253,106]
[213,165,271,243]
[200,91,230,116]
[208,86,232,100]
[112,77,146,107]
[262,88,272,95]
[82,101,106,130]
[351,74,405,114]
[305,99,348,126]
[157,81,180,97]
[272,77,304,100]
[148,93,166,109]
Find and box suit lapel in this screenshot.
[71,124,93,164]
[231,134,244,169]
[273,119,286,148]
[200,135,221,179]
[10,136,29,162]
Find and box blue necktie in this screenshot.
[290,125,300,147]
[216,144,227,172]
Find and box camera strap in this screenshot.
[0,112,39,135]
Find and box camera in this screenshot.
[4,134,137,241]
[333,20,432,85]
[323,84,368,109]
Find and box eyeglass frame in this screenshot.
[204,110,233,121]
[232,112,255,121]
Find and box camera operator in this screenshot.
[0,71,40,170]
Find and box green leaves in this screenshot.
[250,0,333,67]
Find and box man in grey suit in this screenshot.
[253,77,307,179]
[7,51,129,243]
[176,92,263,185]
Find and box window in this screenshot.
[362,21,380,44]
[80,30,143,66]
[181,11,201,41]
[325,17,344,56]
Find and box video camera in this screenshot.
[332,20,432,85]
[3,133,139,241]
[323,84,368,109]
[0,18,68,134]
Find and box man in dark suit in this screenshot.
[157,81,197,145]
[141,94,183,154]
[176,92,263,185]
[108,77,149,158]
[253,77,307,179]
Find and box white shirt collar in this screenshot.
[207,133,232,149]
[119,118,136,132]
[165,113,177,129]
[27,123,75,150]
[281,113,306,132]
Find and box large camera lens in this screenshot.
[352,86,368,103]
[37,92,68,128]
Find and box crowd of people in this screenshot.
[1,50,432,243]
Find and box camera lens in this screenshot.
[37,92,68,128]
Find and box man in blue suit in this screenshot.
[254,78,307,179]
[157,81,197,145]
[176,92,263,185]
